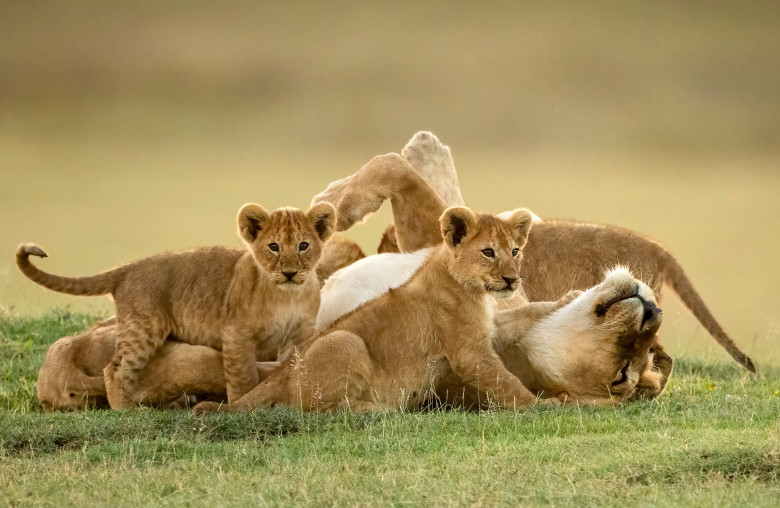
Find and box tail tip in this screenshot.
[17,243,48,259]
[743,356,757,374]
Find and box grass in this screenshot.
[1,312,778,506]
[2,2,779,365]
[2,2,779,505]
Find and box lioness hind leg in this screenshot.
[402,131,464,208]
[104,319,166,409]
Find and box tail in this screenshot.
[660,251,756,373]
[16,243,118,297]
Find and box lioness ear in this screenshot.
[648,343,674,395]
[237,204,270,244]
[502,208,534,248]
[306,202,336,242]
[440,206,476,248]
[627,341,675,401]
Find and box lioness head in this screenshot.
[523,267,667,402]
[238,203,336,287]
[440,207,533,297]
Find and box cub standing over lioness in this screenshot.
[17,202,336,409]
[195,206,549,413]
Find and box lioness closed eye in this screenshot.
[18,202,336,409]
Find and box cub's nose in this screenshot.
[502,276,517,287]
[282,270,298,281]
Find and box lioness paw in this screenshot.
[402,131,464,207]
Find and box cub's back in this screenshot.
[113,246,244,316]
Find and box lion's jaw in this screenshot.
[519,267,663,401]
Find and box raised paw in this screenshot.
[401,131,464,207]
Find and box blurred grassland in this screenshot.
[1,1,779,364]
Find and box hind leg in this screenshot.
[104,318,166,409]
[209,330,377,413]
[284,330,377,411]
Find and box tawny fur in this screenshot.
[37,318,282,411]
[311,133,755,373]
[18,202,336,409]
[318,251,671,406]
[194,207,550,414]
[316,233,366,282]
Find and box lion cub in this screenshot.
[17,202,335,409]
[195,206,544,413]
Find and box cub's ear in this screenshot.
[237,204,271,243]
[502,208,534,248]
[440,206,476,248]
[306,202,337,242]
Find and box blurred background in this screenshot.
[1,1,779,364]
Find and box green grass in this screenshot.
[2,2,780,505]
[1,312,778,506]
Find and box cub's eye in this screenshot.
[299,242,309,252]
[511,248,519,257]
[611,362,630,386]
[268,243,279,252]
[481,248,495,258]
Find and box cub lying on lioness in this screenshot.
[313,133,755,373]
[318,250,668,406]
[194,206,550,413]
[18,202,336,409]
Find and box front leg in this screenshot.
[222,327,261,403]
[446,333,540,409]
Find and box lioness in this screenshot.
[193,206,552,413]
[312,132,755,373]
[317,248,668,406]
[19,202,336,409]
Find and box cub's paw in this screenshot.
[192,401,225,416]
[103,364,134,410]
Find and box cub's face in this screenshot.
[440,207,533,297]
[38,328,113,411]
[238,203,336,287]
[527,268,667,402]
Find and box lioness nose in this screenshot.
[641,300,662,326]
[502,276,517,287]
[282,270,298,281]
